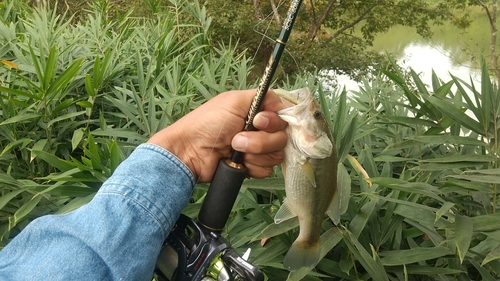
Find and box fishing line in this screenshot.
[251,0,301,76]
[251,1,289,58]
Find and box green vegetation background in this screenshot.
[1,1,500,280]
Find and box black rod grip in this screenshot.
[197,159,247,232]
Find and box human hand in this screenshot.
[148,89,288,182]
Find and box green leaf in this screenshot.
[380,247,453,266]
[108,140,123,172]
[0,138,32,157]
[56,193,96,214]
[417,162,493,171]
[0,113,41,125]
[0,173,20,188]
[29,44,43,86]
[420,154,492,163]
[472,214,500,232]
[90,129,147,142]
[85,73,96,97]
[12,195,42,227]
[403,265,463,275]
[447,174,500,185]
[369,177,444,202]
[455,215,473,264]
[318,85,333,131]
[408,135,487,147]
[348,197,378,238]
[382,116,438,127]
[393,204,437,228]
[86,134,103,170]
[252,217,299,242]
[47,111,85,128]
[423,95,483,135]
[0,86,39,100]
[479,58,492,128]
[46,58,83,97]
[42,45,58,91]
[188,74,215,100]
[77,101,93,108]
[0,189,25,210]
[72,129,85,151]
[30,139,48,161]
[470,259,497,281]
[435,202,455,222]
[52,98,74,116]
[341,227,389,281]
[30,150,74,172]
[242,177,285,191]
[440,179,492,193]
[482,244,500,266]
[105,95,149,134]
[464,168,500,175]
[329,163,350,224]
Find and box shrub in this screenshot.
[2,0,500,280]
[0,0,250,247]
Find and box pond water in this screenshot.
[338,7,494,91]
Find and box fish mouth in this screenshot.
[274,88,310,107]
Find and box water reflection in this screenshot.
[400,43,481,85]
[337,7,495,92]
[338,38,483,92]
[337,42,482,92]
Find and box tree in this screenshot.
[479,0,499,80]
[204,0,470,81]
[472,0,497,80]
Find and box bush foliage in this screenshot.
[1,1,500,280]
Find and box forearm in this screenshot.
[0,144,195,281]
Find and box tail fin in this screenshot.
[283,240,320,270]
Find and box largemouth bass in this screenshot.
[274,87,338,270]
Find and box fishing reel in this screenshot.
[155,214,263,281]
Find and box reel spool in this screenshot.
[155,214,263,281]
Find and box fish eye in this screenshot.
[313,110,322,119]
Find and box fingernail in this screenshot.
[232,134,249,150]
[253,114,269,129]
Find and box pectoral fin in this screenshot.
[301,161,316,187]
[274,199,297,224]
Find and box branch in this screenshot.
[309,0,317,26]
[307,0,338,40]
[254,0,264,20]
[327,4,377,42]
[270,0,281,24]
[476,0,496,29]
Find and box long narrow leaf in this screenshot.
[46,58,83,99]
[381,247,452,266]
[341,227,389,281]
[0,189,25,210]
[455,215,473,264]
[423,95,483,135]
[30,150,75,172]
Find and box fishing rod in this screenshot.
[155,1,303,280]
[198,0,303,232]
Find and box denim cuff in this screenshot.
[98,143,196,237]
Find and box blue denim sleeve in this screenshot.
[0,143,195,281]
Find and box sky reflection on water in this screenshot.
[337,42,482,92]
